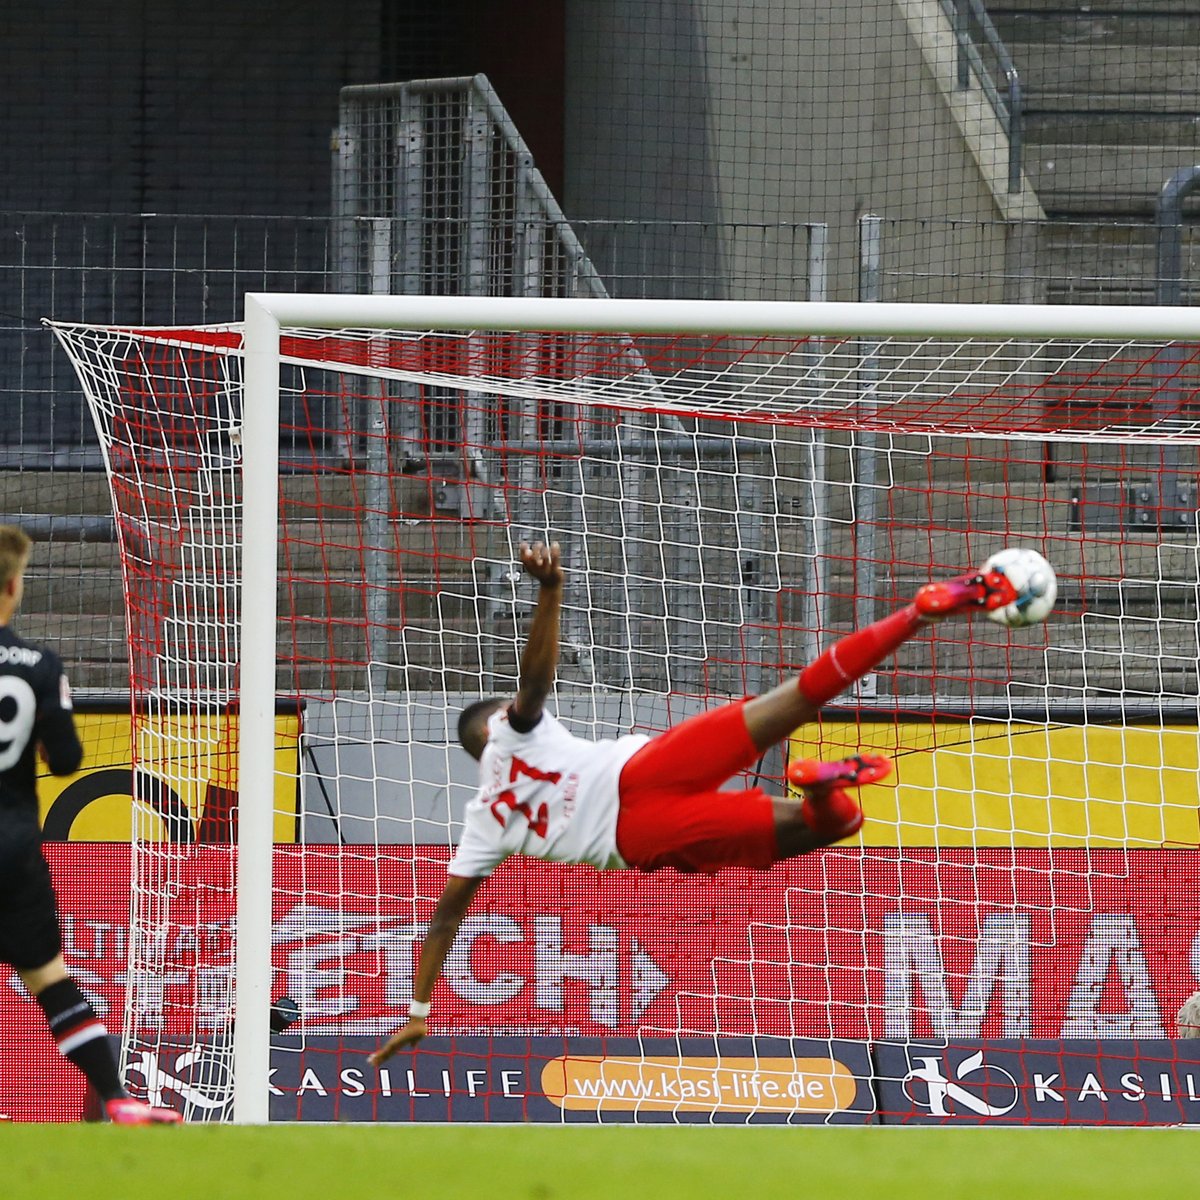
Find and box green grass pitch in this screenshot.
[4,1124,1194,1200]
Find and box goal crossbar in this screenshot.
[244,293,1200,340]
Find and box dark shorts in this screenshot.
[615,699,778,874]
[0,808,63,970]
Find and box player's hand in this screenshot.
[519,541,564,589]
[367,1017,428,1065]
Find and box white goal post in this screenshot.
[51,294,1200,1126]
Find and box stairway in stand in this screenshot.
[988,0,1200,304]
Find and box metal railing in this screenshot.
[332,74,831,305]
[946,0,1024,194]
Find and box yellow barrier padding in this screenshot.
[789,718,1200,848]
[39,708,300,843]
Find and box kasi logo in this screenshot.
[125,1045,233,1120]
[902,1049,1019,1118]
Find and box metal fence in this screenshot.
[944,0,1024,195]
[9,208,1200,692]
[8,208,1198,467]
[331,75,831,305]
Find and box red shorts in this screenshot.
[614,700,778,874]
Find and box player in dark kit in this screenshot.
[0,525,181,1124]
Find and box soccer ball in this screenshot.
[982,547,1057,628]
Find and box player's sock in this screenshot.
[34,977,126,1102]
[797,604,923,708]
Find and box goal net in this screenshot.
[49,296,1200,1125]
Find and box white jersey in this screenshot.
[447,708,650,878]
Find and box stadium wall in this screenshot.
[0,2,563,218]
[564,0,1043,303]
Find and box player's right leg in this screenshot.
[772,792,862,855]
[617,755,894,870]
[743,566,1021,752]
[786,753,894,792]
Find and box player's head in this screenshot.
[457,697,505,760]
[0,525,32,614]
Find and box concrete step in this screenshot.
[1037,223,1192,304]
[1042,283,1157,305]
[996,13,1200,49]
[14,613,128,673]
[820,627,1196,701]
[798,540,1200,605]
[1039,221,1200,301]
[984,4,1200,220]
[1026,113,1200,149]
[279,522,508,573]
[1041,223,1163,270]
[279,621,1188,706]
[1028,94,1200,116]
[33,539,121,571]
[0,471,113,514]
[887,673,1199,701]
[35,604,1186,701]
[1024,144,1200,216]
[12,455,1200,699]
[992,1,1200,15]
[21,573,125,615]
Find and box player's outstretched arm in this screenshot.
[510,541,564,729]
[368,873,484,1065]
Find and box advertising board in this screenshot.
[3,845,1198,1122]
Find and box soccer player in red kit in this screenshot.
[370,540,1020,1064]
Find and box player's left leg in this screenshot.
[21,955,123,1099]
[773,753,895,856]
[1,818,181,1125]
[20,958,184,1125]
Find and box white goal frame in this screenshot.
[234,292,1200,1122]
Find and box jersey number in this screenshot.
[0,675,37,771]
[490,756,561,839]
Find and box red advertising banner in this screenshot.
[2,844,1197,1120]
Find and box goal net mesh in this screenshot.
[50,317,1200,1123]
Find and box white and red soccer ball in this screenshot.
[982,547,1058,629]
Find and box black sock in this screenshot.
[35,977,126,1102]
